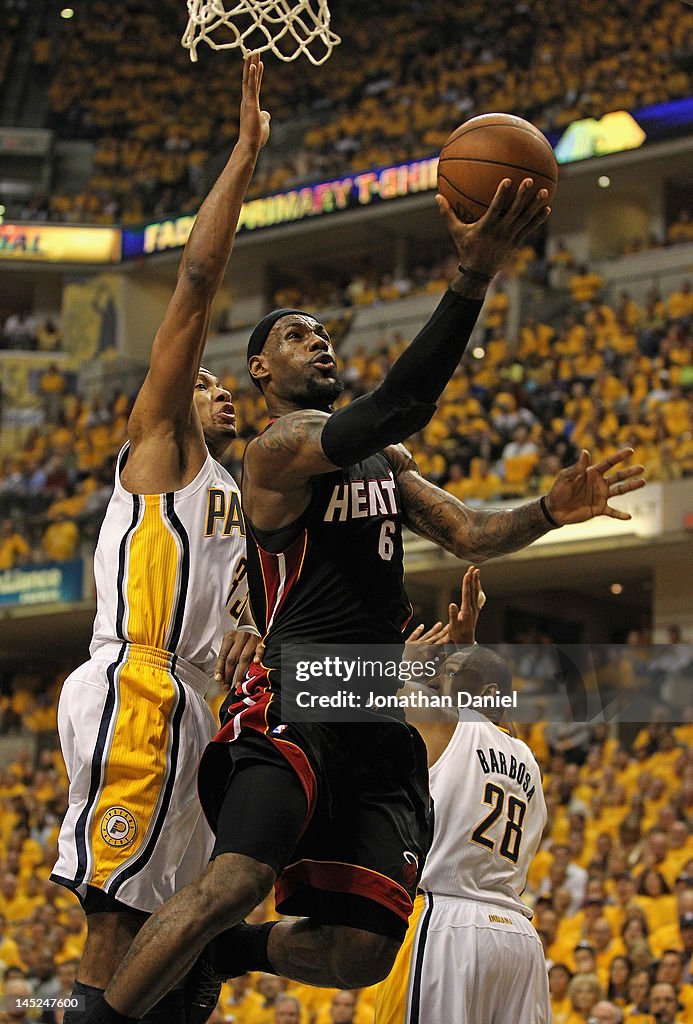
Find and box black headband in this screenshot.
[246,307,309,389]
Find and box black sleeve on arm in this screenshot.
[321,289,483,467]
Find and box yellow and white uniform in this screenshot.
[51,445,248,912]
[376,710,549,1024]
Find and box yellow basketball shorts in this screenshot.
[375,893,550,1024]
[51,642,216,914]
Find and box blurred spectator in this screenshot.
[667,211,693,246]
[3,977,34,1024]
[36,320,62,353]
[0,519,30,570]
[41,514,80,563]
[3,312,36,350]
[647,981,684,1024]
[624,968,651,1021]
[274,994,302,1023]
[566,972,603,1022]
[38,366,67,424]
[590,1002,623,1024]
[570,266,605,305]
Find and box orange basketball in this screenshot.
[437,113,558,223]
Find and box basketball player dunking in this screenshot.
[83,118,645,1024]
[51,55,269,1024]
[376,568,551,1024]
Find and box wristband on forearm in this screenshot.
[540,495,561,528]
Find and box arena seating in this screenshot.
[1,261,690,566]
[3,0,686,222]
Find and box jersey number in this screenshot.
[379,519,395,561]
[226,557,248,620]
[470,782,527,863]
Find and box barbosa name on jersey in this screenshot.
[323,475,398,522]
[476,746,537,801]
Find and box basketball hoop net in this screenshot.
[182,0,340,65]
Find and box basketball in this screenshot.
[437,113,558,223]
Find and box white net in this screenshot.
[182,0,341,65]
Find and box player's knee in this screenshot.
[194,854,275,928]
[327,928,400,989]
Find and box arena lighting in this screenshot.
[598,175,611,188]
[610,583,623,595]
[472,347,485,359]
[60,8,75,19]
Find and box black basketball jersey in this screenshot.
[246,450,413,678]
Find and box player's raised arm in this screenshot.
[387,444,646,563]
[128,55,270,447]
[244,179,550,496]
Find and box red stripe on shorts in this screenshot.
[275,858,414,922]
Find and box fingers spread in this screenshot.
[609,478,646,497]
[604,464,645,484]
[592,447,634,474]
[605,505,632,521]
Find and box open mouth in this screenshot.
[312,356,336,370]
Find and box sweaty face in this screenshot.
[193,370,237,444]
[257,314,344,409]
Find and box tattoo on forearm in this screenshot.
[255,410,328,456]
[400,468,549,561]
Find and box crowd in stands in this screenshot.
[0,260,691,567]
[0,646,691,1021]
[4,0,689,223]
[1,314,62,353]
[0,383,127,569]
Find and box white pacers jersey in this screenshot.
[90,444,248,675]
[420,710,547,916]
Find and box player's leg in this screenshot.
[90,757,309,1021]
[53,653,219,1023]
[273,920,400,987]
[63,900,190,1024]
[60,905,144,1023]
[210,721,432,993]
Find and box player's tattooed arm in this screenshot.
[389,443,645,561]
[387,445,549,562]
[247,409,338,485]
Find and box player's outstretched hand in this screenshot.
[239,52,270,152]
[437,177,550,281]
[544,448,646,526]
[405,621,450,645]
[214,628,263,690]
[403,620,449,686]
[448,565,485,645]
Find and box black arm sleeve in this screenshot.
[321,289,483,467]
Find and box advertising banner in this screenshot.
[0,559,84,606]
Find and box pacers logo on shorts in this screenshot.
[100,806,137,848]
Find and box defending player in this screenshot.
[50,55,270,1023]
[375,568,550,1024]
[82,169,645,1024]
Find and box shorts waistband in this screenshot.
[92,642,209,695]
[420,891,532,918]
